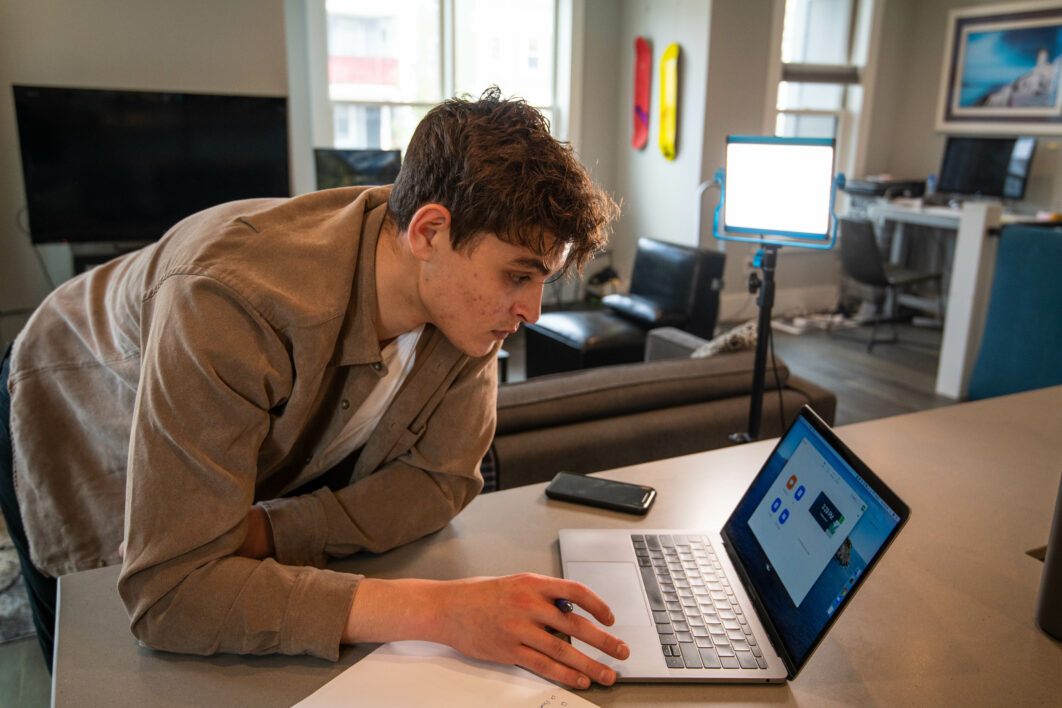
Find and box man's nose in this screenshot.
[512,283,544,324]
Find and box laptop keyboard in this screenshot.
[632,534,768,670]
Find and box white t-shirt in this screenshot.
[296,324,425,484]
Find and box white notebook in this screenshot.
[294,640,599,708]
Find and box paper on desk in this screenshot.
[293,640,599,708]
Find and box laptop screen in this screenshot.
[722,408,909,673]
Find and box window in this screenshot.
[772,0,874,172]
[312,0,560,153]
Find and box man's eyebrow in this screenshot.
[510,256,551,275]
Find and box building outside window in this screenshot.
[318,0,559,153]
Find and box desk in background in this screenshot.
[865,200,1001,399]
[53,386,1062,706]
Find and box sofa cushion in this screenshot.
[602,293,686,327]
[492,378,835,490]
[496,349,790,435]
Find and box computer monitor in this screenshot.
[937,136,1036,200]
[314,148,401,190]
[716,136,839,249]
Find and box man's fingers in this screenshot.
[515,628,625,690]
[558,611,630,662]
[513,644,594,689]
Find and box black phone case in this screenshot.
[544,472,656,515]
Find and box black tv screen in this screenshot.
[937,136,1036,200]
[13,85,291,244]
[314,148,401,190]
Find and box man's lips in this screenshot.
[492,327,519,339]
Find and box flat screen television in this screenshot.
[12,85,291,244]
[314,148,401,190]
[937,136,1036,200]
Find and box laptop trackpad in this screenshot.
[565,562,652,627]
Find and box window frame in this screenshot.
[765,0,877,182]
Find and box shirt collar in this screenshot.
[333,187,393,367]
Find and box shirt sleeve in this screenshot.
[117,274,359,659]
[260,342,496,568]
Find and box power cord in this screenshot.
[767,322,786,433]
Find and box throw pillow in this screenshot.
[691,319,758,358]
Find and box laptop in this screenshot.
[558,405,910,683]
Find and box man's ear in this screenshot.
[406,204,452,261]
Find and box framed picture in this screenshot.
[936,1,1062,134]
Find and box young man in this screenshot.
[0,88,627,689]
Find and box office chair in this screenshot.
[523,237,725,377]
[838,218,943,352]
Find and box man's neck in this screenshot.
[373,216,427,344]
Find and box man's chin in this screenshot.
[452,337,497,359]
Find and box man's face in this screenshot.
[420,230,566,358]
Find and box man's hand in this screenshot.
[235,504,275,559]
[344,574,629,689]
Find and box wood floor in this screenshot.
[768,321,955,425]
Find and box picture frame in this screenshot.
[936,0,1062,134]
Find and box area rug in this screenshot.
[0,520,34,643]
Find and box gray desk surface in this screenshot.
[54,387,1062,706]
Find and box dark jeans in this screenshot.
[0,344,57,672]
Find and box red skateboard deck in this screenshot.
[633,36,651,149]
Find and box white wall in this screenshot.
[577,0,840,323]
[574,0,621,193]
[0,0,289,346]
[585,0,712,283]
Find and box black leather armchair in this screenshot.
[523,237,725,377]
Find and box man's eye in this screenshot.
[510,273,533,285]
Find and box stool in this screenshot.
[524,311,647,377]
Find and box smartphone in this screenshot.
[544,472,656,515]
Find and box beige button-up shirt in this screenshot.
[8,186,495,659]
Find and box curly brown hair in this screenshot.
[389,87,617,275]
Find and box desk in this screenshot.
[865,201,1002,400]
[54,387,1062,706]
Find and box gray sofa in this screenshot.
[487,327,837,491]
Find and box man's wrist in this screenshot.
[342,577,443,645]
